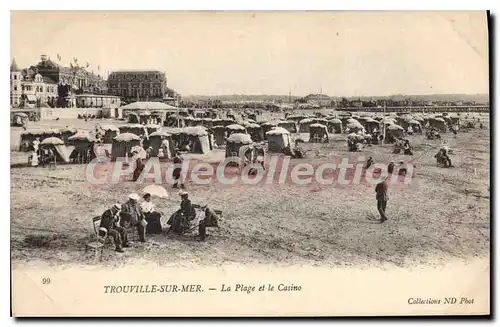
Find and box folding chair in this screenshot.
[85,216,109,262]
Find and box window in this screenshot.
[14,75,17,80]
[155,75,159,79]
[14,86,17,91]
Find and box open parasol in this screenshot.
[142,184,169,198]
[40,137,65,145]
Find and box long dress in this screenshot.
[141,201,163,234]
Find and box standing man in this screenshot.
[172,151,184,189]
[375,177,389,223]
[120,193,147,242]
[100,203,129,252]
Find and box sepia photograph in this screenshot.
[9,10,490,317]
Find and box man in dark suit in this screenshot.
[375,178,389,223]
[100,203,129,252]
[120,194,147,242]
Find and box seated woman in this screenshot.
[167,191,197,235]
[141,193,163,234]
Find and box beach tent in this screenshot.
[100,124,120,143]
[225,133,253,159]
[385,124,405,140]
[201,117,214,129]
[327,118,342,133]
[245,123,264,142]
[429,117,447,133]
[119,124,146,136]
[266,127,291,153]
[68,133,97,163]
[170,126,212,154]
[12,113,28,127]
[277,120,297,133]
[40,137,72,163]
[261,121,279,135]
[148,130,174,158]
[309,123,329,143]
[298,118,315,133]
[59,127,78,143]
[111,133,141,159]
[211,126,227,146]
[19,129,62,152]
[225,124,246,136]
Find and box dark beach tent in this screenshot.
[119,124,146,136]
[182,126,212,154]
[245,123,264,142]
[327,118,342,133]
[184,116,195,127]
[360,117,379,134]
[145,124,161,136]
[111,133,141,159]
[266,127,291,152]
[211,125,227,146]
[68,133,97,161]
[148,130,174,158]
[345,122,365,134]
[225,133,253,159]
[298,118,315,133]
[100,124,120,143]
[128,112,140,124]
[40,137,72,163]
[225,124,246,136]
[59,127,78,143]
[261,121,279,135]
[201,117,214,129]
[429,117,447,133]
[277,120,297,133]
[12,113,28,127]
[385,124,405,139]
[309,123,329,143]
[19,129,62,151]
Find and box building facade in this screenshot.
[75,94,121,108]
[300,94,332,107]
[10,58,58,108]
[28,55,107,107]
[107,70,167,102]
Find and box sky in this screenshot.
[10,11,489,97]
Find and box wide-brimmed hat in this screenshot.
[179,190,188,196]
[112,203,121,210]
[128,193,140,201]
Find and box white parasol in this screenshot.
[141,184,169,198]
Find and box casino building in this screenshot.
[27,54,108,107]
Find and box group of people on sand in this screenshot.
[99,190,218,253]
[28,138,56,167]
[393,138,413,155]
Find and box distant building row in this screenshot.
[10,55,110,108]
[10,54,180,109]
[296,94,488,108]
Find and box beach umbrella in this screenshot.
[387,124,404,130]
[142,184,169,199]
[99,124,119,131]
[40,137,65,145]
[68,133,96,142]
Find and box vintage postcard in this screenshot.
[10,11,490,317]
